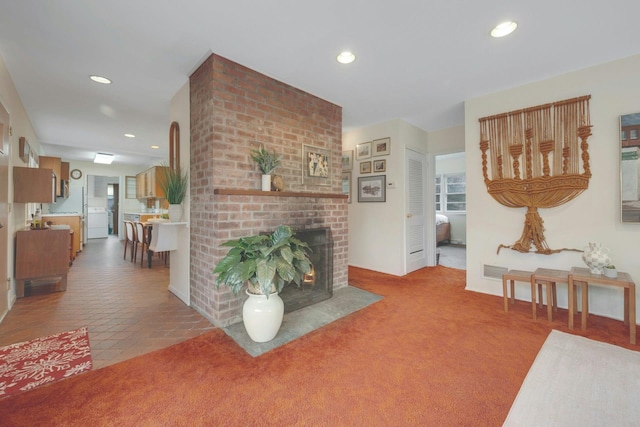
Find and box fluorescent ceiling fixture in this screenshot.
[490,21,517,38]
[124,133,135,138]
[89,75,112,84]
[94,152,114,164]
[150,145,160,149]
[336,51,356,64]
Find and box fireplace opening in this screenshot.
[279,227,333,313]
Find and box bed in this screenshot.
[436,214,451,245]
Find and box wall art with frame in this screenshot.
[372,137,390,157]
[302,144,331,185]
[358,174,386,202]
[342,150,354,171]
[360,161,372,174]
[356,141,372,160]
[341,171,352,203]
[373,159,386,172]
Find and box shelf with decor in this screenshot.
[213,189,347,199]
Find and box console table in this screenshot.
[568,266,636,345]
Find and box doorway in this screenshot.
[435,152,466,270]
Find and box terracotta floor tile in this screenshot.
[0,235,216,370]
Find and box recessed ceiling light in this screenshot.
[150,145,160,149]
[336,51,356,64]
[124,133,135,138]
[490,21,518,38]
[94,152,114,164]
[90,75,112,84]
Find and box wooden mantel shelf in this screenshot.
[214,188,348,199]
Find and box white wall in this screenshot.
[343,119,427,276]
[465,54,640,321]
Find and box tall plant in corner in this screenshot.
[250,145,281,191]
[158,164,189,222]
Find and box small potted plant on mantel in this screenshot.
[158,165,189,222]
[250,145,282,191]
[604,264,617,278]
[213,225,312,342]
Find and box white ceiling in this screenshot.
[1,1,638,166]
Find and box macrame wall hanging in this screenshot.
[479,95,592,254]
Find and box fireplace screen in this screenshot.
[279,227,333,313]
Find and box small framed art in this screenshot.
[302,144,331,185]
[19,137,30,163]
[342,150,354,171]
[358,175,386,202]
[342,171,352,203]
[356,141,372,160]
[372,137,390,157]
[360,161,372,174]
[373,159,386,172]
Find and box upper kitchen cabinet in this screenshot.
[39,156,62,197]
[135,166,169,199]
[13,167,55,203]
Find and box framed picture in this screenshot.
[302,144,331,185]
[19,137,30,163]
[372,137,391,157]
[341,172,352,203]
[358,175,386,202]
[621,112,640,222]
[360,161,372,174]
[342,150,354,171]
[373,159,386,172]
[356,141,372,160]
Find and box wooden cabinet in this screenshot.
[13,167,55,203]
[135,166,168,199]
[15,229,70,297]
[42,215,82,257]
[39,156,62,196]
[61,162,70,181]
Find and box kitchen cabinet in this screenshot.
[39,156,62,197]
[61,162,70,181]
[42,214,82,257]
[13,167,55,203]
[135,166,169,199]
[15,228,70,297]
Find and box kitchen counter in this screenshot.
[43,213,81,217]
[43,214,83,256]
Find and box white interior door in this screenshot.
[405,148,428,273]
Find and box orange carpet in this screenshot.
[0,266,636,426]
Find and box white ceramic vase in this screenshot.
[581,242,610,275]
[168,204,182,222]
[261,174,272,191]
[242,290,284,342]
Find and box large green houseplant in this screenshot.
[213,225,312,297]
[213,225,313,342]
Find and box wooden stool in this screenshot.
[532,268,569,322]
[502,270,534,312]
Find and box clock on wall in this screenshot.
[70,169,83,179]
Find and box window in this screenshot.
[435,175,441,211]
[621,130,627,141]
[631,129,639,140]
[436,173,466,212]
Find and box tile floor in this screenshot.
[0,236,215,369]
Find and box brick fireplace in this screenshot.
[189,53,348,327]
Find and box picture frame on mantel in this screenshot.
[302,144,331,186]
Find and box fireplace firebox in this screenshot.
[279,227,333,313]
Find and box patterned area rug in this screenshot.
[0,327,92,398]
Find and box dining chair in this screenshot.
[135,222,149,267]
[123,221,137,262]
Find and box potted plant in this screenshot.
[213,225,312,342]
[604,264,617,278]
[158,165,189,222]
[250,145,282,191]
